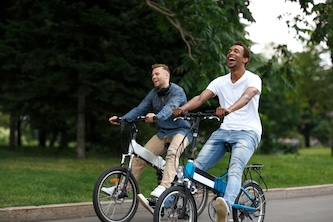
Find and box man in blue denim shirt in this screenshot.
[105,64,192,214]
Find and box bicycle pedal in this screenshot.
[148,198,157,207]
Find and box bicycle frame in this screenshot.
[119,117,166,172]
[182,159,261,212]
[125,139,166,170]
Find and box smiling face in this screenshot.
[151,66,170,89]
[226,44,249,70]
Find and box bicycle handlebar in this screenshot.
[116,116,147,123]
[173,111,221,122]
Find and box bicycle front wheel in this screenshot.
[153,185,197,222]
[193,183,208,216]
[232,180,266,222]
[92,166,139,222]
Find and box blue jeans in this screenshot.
[194,129,259,211]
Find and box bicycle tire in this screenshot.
[153,185,198,222]
[92,166,139,222]
[193,183,209,216]
[232,180,266,222]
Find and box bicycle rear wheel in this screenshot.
[92,166,139,222]
[232,180,266,222]
[153,185,197,222]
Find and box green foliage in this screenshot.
[312,120,333,146]
[256,43,332,152]
[147,0,255,97]
[255,46,302,153]
[1,0,332,157]
[287,0,333,64]
[0,0,186,151]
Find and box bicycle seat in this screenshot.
[224,142,232,152]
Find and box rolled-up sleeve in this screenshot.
[122,91,153,120]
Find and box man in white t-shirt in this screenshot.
[173,41,262,222]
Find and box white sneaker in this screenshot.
[138,194,154,214]
[150,185,166,198]
[215,197,229,222]
[101,186,116,196]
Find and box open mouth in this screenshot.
[228,57,236,66]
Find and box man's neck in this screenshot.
[158,83,170,90]
[230,69,245,83]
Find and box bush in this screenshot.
[272,140,299,154]
[312,120,332,146]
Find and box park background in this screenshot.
[0,0,332,208]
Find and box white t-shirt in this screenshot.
[207,70,262,141]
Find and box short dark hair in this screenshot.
[151,64,170,74]
[233,41,250,65]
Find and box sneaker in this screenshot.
[150,185,166,198]
[138,194,154,214]
[101,186,116,196]
[215,197,228,222]
[164,194,176,208]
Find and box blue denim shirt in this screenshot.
[122,83,192,142]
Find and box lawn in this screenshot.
[0,146,332,208]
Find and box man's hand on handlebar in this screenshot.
[215,107,230,119]
[109,116,120,126]
[145,113,156,123]
[172,107,185,117]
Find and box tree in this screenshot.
[293,48,330,147]
[146,0,256,97]
[287,0,333,66]
[252,44,301,153]
[287,0,333,154]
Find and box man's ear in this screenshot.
[166,72,170,80]
[243,57,249,64]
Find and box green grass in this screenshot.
[0,146,332,208]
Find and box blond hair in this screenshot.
[151,64,170,74]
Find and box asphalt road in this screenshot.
[41,194,333,222]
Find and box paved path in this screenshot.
[39,194,333,222]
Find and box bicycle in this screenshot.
[92,115,211,222]
[153,112,267,222]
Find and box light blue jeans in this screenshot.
[194,129,259,211]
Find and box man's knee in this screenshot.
[165,148,177,161]
[132,157,146,167]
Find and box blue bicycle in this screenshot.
[153,112,267,222]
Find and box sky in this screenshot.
[245,0,331,66]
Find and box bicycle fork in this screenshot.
[178,180,194,220]
[117,153,135,199]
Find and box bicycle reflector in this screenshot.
[177,165,184,179]
[110,178,120,183]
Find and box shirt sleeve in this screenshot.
[248,74,262,94]
[206,76,222,97]
[122,90,153,120]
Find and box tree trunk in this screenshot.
[76,89,86,159]
[38,129,47,148]
[331,130,333,157]
[9,112,17,151]
[17,118,22,147]
[304,133,310,147]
